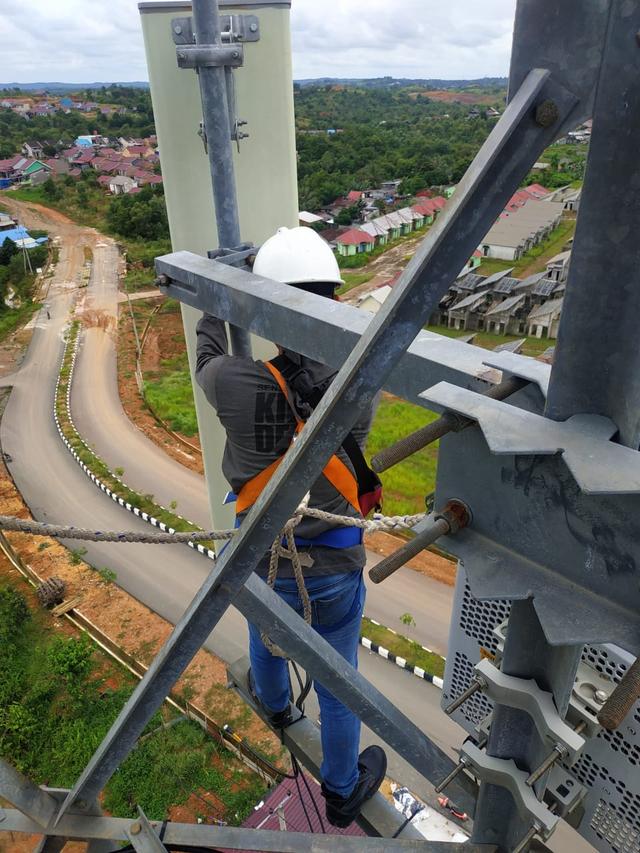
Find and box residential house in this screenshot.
[0,226,47,250]
[72,151,96,170]
[60,97,74,110]
[360,220,389,246]
[549,185,581,211]
[397,206,424,230]
[371,214,401,241]
[0,156,22,181]
[43,158,69,176]
[136,174,163,187]
[484,293,529,335]
[527,297,564,339]
[61,146,82,162]
[346,190,364,205]
[0,214,17,232]
[530,276,565,305]
[380,179,402,198]
[545,250,571,282]
[447,289,493,331]
[357,285,392,314]
[481,200,563,260]
[298,211,325,226]
[108,175,137,195]
[21,140,44,159]
[335,228,375,256]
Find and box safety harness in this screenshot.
[234,357,383,549]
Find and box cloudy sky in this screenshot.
[0,0,517,84]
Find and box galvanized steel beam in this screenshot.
[57,68,577,823]
[545,0,640,447]
[0,807,498,852]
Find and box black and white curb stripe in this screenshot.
[359,633,445,688]
[54,326,217,563]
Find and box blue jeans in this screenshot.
[248,569,366,798]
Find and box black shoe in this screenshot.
[322,745,387,828]
[247,668,294,730]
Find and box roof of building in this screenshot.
[347,190,363,203]
[109,175,136,186]
[234,776,365,849]
[494,338,526,353]
[454,273,486,292]
[547,250,571,266]
[0,226,36,248]
[451,289,491,312]
[360,221,385,238]
[483,201,563,248]
[528,296,564,320]
[486,293,526,316]
[358,285,392,308]
[298,211,324,225]
[336,228,374,246]
[431,196,447,210]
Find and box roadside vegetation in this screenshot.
[56,321,201,534]
[360,616,445,678]
[0,232,48,342]
[0,580,266,822]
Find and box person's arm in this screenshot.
[195,314,230,410]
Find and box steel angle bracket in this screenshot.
[474,660,584,761]
[171,14,260,44]
[423,383,640,653]
[482,350,551,399]
[460,743,558,839]
[176,44,244,69]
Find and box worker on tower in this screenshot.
[195,226,387,828]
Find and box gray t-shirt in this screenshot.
[195,314,373,578]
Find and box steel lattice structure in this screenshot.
[2,1,640,851]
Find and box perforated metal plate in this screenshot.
[443,566,640,853]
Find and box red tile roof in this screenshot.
[226,775,365,852]
[336,228,374,245]
[73,151,95,164]
[431,196,447,210]
[525,183,550,198]
[412,200,436,217]
[416,189,433,198]
[347,190,363,203]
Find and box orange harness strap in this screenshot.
[235,362,360,516]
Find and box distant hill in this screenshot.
[0,82,149,92]
[294,76,508,90]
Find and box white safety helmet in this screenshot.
[253,226,343,291]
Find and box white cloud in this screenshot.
[0,0,516,84]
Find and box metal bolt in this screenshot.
[444,678,485,716]
[435,758,470,793]
[74,799,88,811]
[174,24,183,34]
[526,743,566,787]
[130,821,141,835]
[594,689,608,704]
[512,823,540,853]
[232,50,240,58]
[250,22,258,32]
[535,99,559,128]
[178,51,186,61]
[155,274,170,288]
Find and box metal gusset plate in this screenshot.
[428,395,640,652]
[482,351,551,398]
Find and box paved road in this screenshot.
[0,201,591,850]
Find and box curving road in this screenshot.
[0,199,592,849]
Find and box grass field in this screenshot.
[0,302,42,342]
[360,616,445,678]
[366,396,439,517]
[338,271,373,294]
[425,325,550,358]
[0,580,266,822]
[144,351,199,436]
